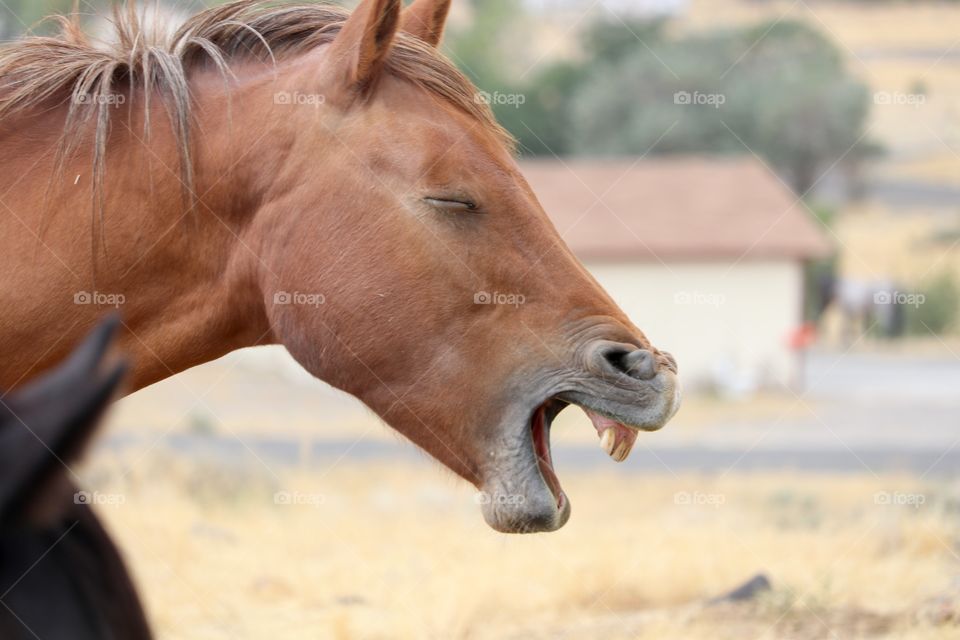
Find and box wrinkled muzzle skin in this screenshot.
[254,0,681,533]
[471,326,681,533]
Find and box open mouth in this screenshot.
[481,368,681,534]
[531,401,565,511]
[529,397,657,513]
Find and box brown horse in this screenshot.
[0,317,151,640]
[0,0,680,533]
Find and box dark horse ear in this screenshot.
[401,0,452,47]
[326,0,402,92]
[0,316,127,525]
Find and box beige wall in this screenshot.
[585,259,805,393]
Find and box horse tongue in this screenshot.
[583,410,638,462]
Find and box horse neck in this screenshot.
[0,78,276,392]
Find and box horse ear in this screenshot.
[326,0,402,92]
[0,317,126,525]
[401,0,452,47]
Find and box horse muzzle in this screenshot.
[478,343,681,533]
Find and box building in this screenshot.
[522,157,832,393]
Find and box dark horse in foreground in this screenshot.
[0,0,680,533]
[0,318,151,639]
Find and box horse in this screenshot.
[0,317,152,640]
[0,0,681,533]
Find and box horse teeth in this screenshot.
[600,428,616,456]
[613,439,634,463]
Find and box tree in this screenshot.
[567,20,874,194]
[0,0,77,39]
[503,17,667,156]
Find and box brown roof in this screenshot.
[522,157,833,262]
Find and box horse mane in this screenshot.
[0,0,513,212]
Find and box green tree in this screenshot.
[504,17,667,155]
[0,0,78,39]
[568,20,874,194]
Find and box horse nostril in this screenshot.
[610,348,658,381]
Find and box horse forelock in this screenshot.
[0,1,514,212]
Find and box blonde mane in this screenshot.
[0,0,512,210]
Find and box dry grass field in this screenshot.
[79,451,960,640]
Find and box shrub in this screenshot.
[907,271,960,336]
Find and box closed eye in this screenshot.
[424,197,480,212]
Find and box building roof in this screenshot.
[521,157,833,262]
